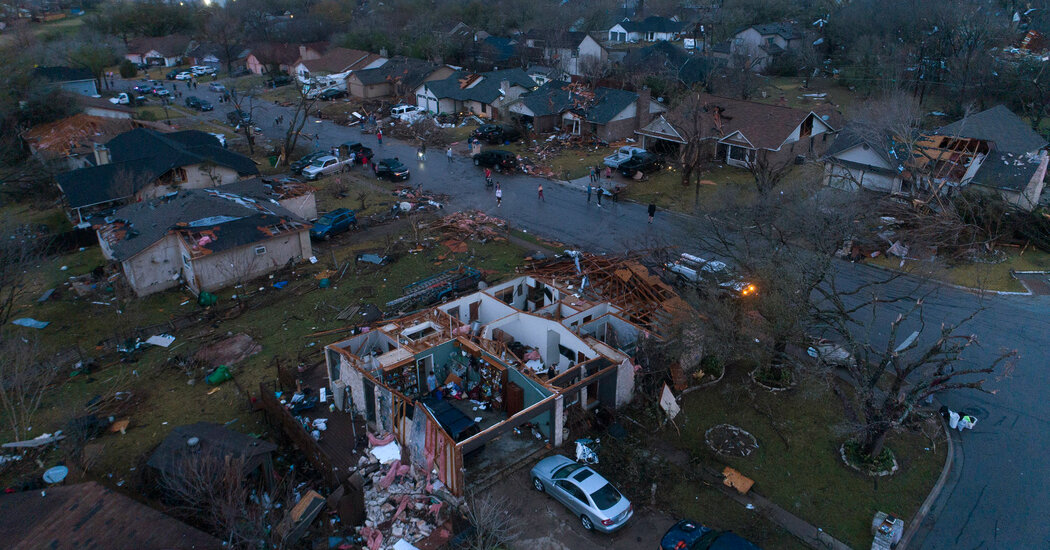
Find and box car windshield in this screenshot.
[317,215,336,225]
[553,462,584,479]
[589,483,622,511]
[311,158,328,167]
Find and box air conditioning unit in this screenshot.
[331,379,347,411]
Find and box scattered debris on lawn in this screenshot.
[429,210,508,242]
[384,267,483,313]
[706,424,759,457]
[193,333,261,367]
[722,466,755,494]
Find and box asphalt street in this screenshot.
[139,76,1050,548]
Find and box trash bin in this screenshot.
[198,291,218,307]
[206,365,232,385]
[269,155,278,167]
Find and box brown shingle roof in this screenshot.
[126,34,192,57]
[0,482,220,549]
[300,48,383,74]
[691,94,836,150]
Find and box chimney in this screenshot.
[93,144,110,166]
[636,87,652,128]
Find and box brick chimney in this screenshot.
[93,143,110,166]
[636,87,652,129]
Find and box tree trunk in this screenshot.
[861,418,890,458]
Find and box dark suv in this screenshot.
[472,149,518,172]
[310,208,357,240]
[226,109,252,125]
[290,151,328,174]
[472,124,522,144]
[618,152,661,177]
[339,142,374,163]
[267,74,293,87]
[185,96,201,109]
[375,158,410,181]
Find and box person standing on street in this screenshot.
[586,183,592,203]
[495,183,503,207]
[596,185,603,207]
[376,129,383,145]
[648,203,656,224]
[588,166,596,183]
[446,147,453,164]
[537,184,544,201]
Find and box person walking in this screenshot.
[376,129,383,145]
[446,147,453,164]
[604,166,612,180]
[484,167,492,182]
[495,183,503,207]
[372,161,379,178]
[537,184,545,201]
[596,185,603,207]
[588,166,596,183]
[586,183,592,203]
[648,202,656,224]
[419,141,427,160]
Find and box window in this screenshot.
[590,483,623,510]
[555,480,588,503]
[182,255,190,268]
[729,146,750,162]
[254,246,267,255]
[572,48,579,58]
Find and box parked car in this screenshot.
[664,253,756,298]
[165,69,179,80]
[153,88,171,98]
[185,96,201,109]
[197,99,213,112]
[390,104,420,119]
[208,82,227,93]
[472,123,521,144]
[661,520,762,550]
[301,155,352,180]
[175,71,193,81]
[191,65,216,76]
[318,88,347,101]
[603,145,646,168]
[109,92,131,105]
[290,151,328,174]
[133,84,153,94]
[374,158,410,181]
[309,208,357,239]
[338,142,373,163]
[226,109,252,125]
[266,74,293,87]
[530,455,633,533]
[472,149,518,172]
[617,152,661,177]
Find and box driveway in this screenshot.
[121,75,1050,549]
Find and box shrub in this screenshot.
[700,355,724,378]
[119,59,138,79]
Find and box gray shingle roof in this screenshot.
[99,185,306,261]
[747,23,802,40]
[618,16,685,34]
[517,80,639,124]
[424,68,536,104]
[585,87,638,124]
[56,129,259,209]
[973,151,1046,191]
[33,66,93,82]
[353,56,440,88]
[934,105,1047,153]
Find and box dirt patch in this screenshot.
[193,333,261,367]
[705,424,759,457]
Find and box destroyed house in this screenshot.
[323,256,688,495]
[414,68,537,119]
[96,185,312,297]
[55,128,259,221]
[907,105,1049,211]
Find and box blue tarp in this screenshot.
[12,318,49,329]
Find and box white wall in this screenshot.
[784,114,833,144]
[122,235,182,296]
[485,312,596,371]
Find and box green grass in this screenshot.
[311,171,400,218]
[672,370,946,549]
[620,165,757,213]
[498,139,613,180]
[756,77,860,111]
[134,105,193,122]
[0,204,71,232]
[0,225,531,488]
[867,247,1050,292]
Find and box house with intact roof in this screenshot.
[32,66,97,97]
[125,35,193,67]
[414,68,537,119]
[508,80,666,142]
[348,56,454,101]
[522,30,608,76]
[607,16,685,43]
[822,124,906,194]
[97,184,312,296]
[55,128,259,222]
[291,47,386,79]
[724,23,803,72]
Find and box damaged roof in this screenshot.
[353,56,441,87]
[299,47,384,74]
[624,41,720,86]
[148,422,277,479]
[22,114,152,160]
[934,105,1047,154]
[98,184,308,261]
[423,68,536,104]
[517,80,644,124]
[0,481,219,549]
[973,150,1048,191]
[56,129,259,209]
[744,23,802,40]
[686,94,837,150]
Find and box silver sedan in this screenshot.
[530,454,633,533]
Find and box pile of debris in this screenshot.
[393,186,448,214]
[356,437,458,550]
[429,210,508,242]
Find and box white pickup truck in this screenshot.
[301,155,353,180]
[603,145,646,168]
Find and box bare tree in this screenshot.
[744,149,798,195]
[0,337,57,442]
[665,92,718,209]
[204,7,245,77]
[812,279,1017,459]
[227,84,260,155]
[463,492,518,550]
[279,83,318,166]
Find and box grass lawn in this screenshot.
[0,222,531,489]
[310,171,401,218]
[499,139,611,180]
[619,165,757,213]
[133,104,193,122]
[671,369,946,549]
[0,204,71,232]
[866,247,1050,293]
[756,77,860,112]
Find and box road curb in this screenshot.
[859,259,1032,296]
[898,410,957,549]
